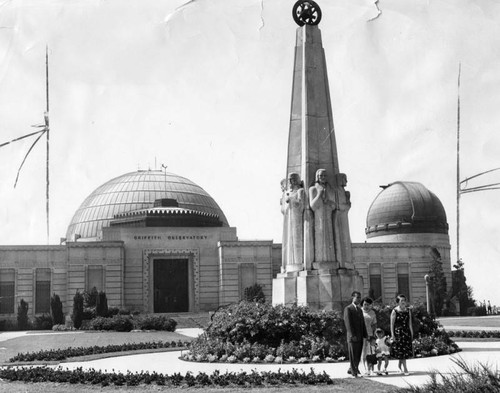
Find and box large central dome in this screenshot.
[66,170,229,241]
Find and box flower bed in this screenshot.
[0,366,335,387]
[447,330,500,339]
[185,302,347,363]
[184,301,460,364]
[9,340,189,362]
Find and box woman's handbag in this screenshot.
[366,345,378,365]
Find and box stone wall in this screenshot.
[352,242,452,304]
[218,241,274,306]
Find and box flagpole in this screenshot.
[45,46,50,244]
[456,63,460,267]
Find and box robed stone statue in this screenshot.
[333,173,352,266]
[281,173,306,272]
[309,168,337,263]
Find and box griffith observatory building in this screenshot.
[0,4,451,319]
[0,169,451,318]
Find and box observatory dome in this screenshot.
[66,170,228,241]
[365,181,448,243]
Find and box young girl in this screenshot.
[375,328,391,375]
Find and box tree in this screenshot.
[428,247,448,317]
[72,291,84,329]
[84,287,99,308]
[95,291,108,317]
[243,284,265,303]
[451,259,476,316]
[50,293,64,325]
[17,299,29,330]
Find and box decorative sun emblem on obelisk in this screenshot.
[292,0,322,26]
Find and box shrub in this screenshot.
[82,307,96,320]
[188,302,346,362]
[243,284,265,303]
[372,300,440,338]
[52,324,76,332]
[89,315,134,332]
[84,287,99,308]
[0,367,335,387]
[0,319,16,332]
[107,307,120,316]
[33,314,53,330]
[72,291,84,329]
[17,299,29,330]
[95,291,108,317]
[467,306,487,316]
[136,315,177,331]
[9,340,189,362]
[50,294,64,325]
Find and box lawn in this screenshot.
[0,330,398,392]
[0,330,192,363]
[0,379,396,393]
[438,315,500,329]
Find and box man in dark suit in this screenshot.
[344,290,367,377]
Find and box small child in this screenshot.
[375,328,391,375]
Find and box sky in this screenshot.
[1,0,500,306]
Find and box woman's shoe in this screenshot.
[404,372,410,376]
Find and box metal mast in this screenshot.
[456,64,461,265]
[45,46,50,244]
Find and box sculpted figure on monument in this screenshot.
[309,169,337,263]
[281,173,305,271]
[280,178,288,272]
[333,173,353,266]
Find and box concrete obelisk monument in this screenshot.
[273,0,363,311]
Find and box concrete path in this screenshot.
[3,319,499,389]
[56,340,500,389]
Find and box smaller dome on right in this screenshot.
[365,181,449,243]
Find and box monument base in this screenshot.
[272,267,363,312]
[272,271,300,306]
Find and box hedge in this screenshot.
[0,367,335,387]
[9,340,189,362]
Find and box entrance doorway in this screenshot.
[153,259,189,312]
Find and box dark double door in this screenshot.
[153,259,189,312]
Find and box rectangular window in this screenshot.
[35,269,51,314]
[369,275,382,301]
[368,263,382,301]
[0,269,15,314]
[87,266,104,292]
[397,263,410,301]
[239,263,256,300]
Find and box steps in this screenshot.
[163,312,211,329]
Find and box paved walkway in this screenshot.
[58,328,500,389]
[3,323,500,389]
[55,341,500,388]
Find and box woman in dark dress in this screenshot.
[390,294,414,375]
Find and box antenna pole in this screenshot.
[456,63,461,266]
[45,46,50,244]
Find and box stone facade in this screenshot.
[0,226,282,320]
[0,235,451,320]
